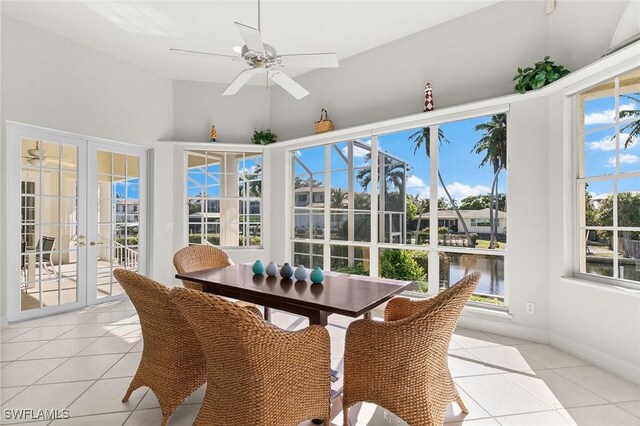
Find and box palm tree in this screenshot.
[409,127,474,246]
[355,153,406,194]
[330,188,347,208]
[472,114,507,248]
[620,93,640,149]
[240,163,262,197]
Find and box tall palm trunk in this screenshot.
[438,171,473,247]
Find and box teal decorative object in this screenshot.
[294,265,308,281]
[310,267,324,284]
[266,262,278,277]
[280,263,293,279]
[252,260,265,275]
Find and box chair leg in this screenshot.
[160,414,169,426]
[343,404,350,426]
[122,382,139,402]
[455,394,469,414]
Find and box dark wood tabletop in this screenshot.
[175,263,412,325]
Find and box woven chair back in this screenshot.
[173,245,233,290]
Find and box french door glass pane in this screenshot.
[20,138,78,311]
[96,150,140,299]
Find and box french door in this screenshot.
[5,123,147,321]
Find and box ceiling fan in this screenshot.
[22,141,75,168]
[170,0,338,99]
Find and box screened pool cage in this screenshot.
[292,139,410,247]
[186,150,262,248]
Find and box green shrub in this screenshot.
[334,263,369,276]
[438,227,449,235]
[115,237,138,246]
[469,233,479,246]
[379,249,426,282]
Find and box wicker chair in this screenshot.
[173,245,235,291]
[113,269,207,426]
[342,272,481,426]
[171,287,332,426]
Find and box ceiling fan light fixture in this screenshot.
[28,157,42,167]
[232,45,243,53]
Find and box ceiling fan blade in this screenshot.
[278,53,339,68]
[222,69,254,96]
[268,71,309,100]
[169,48,237,60]
[234,22,264,54]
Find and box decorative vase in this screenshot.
[280,263,293,279]
[310,267,324,284]
[252,260,265,275]
[265,262,279,277]
[294,265,308,281]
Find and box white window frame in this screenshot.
[182,143,266,250]
[574,69,640,290]
[284,105,510,308]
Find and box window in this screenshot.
[186,150,262,248]
[577,68,640,286]
[290,112,508,305]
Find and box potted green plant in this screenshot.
[251,129,277,145]
[513,56,570,94]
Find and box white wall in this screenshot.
[270,1,627,141]
[172,80,270,143]
[0,15,174,320]
[545,89,640,383]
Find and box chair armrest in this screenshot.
[385,296,439,321]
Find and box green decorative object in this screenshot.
[310,266,324,284]
[252,129,277,145]
[513,56,570,94]
[252,260,265,275]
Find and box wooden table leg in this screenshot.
[263,307,271,322]
[364,311,373,320]
[308,310,330,326]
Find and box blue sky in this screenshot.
[295,114,507,204]
[583,95,638,195]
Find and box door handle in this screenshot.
[78,235,86,247]
[90,241,104,246]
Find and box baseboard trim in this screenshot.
[458,311,550,344]
[549,332,640,386]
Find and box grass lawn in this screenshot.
[475,240,507,249]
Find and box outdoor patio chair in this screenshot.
[171,287,331,426]
[113,269,207,426]
[342,272,480,426]
[34,236,58,278]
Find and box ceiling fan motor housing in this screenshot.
[242,43,279,69]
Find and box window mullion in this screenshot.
[369,135,379,278]
[428,125,440,297]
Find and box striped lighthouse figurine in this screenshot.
[210,125,217,143]
[424,82,434,112]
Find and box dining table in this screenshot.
[175,263,413,326]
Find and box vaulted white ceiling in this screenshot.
[2,1,502,85]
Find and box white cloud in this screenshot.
[341,140,371,158]
[607,154,639,166]
[584,104,634,126]
[406,179,491,203]
[295,150,302,157]
[589,133,634,151]
[439,182,491,202]
[406,175,430,198]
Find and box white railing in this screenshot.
[97,233,139,269]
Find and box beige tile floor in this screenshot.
[1,299,640,425]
